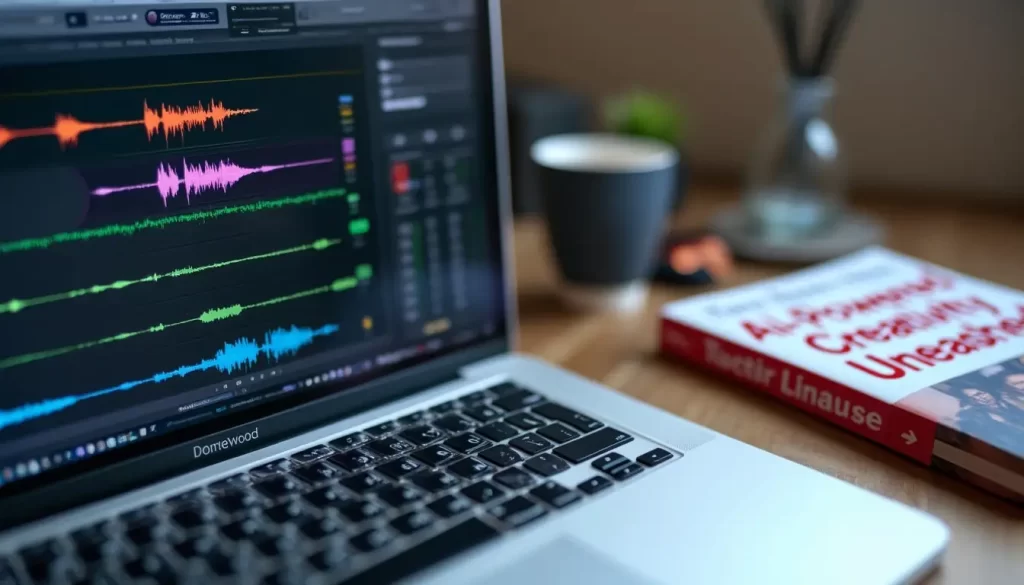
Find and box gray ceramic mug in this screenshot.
[531,134,679,312]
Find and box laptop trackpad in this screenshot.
[470,537,663,585]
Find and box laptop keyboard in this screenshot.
[1,383,676,585]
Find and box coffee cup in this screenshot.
[531,133,679,312]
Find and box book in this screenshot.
[660,247,1024,502]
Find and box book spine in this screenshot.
[660,318,938,464]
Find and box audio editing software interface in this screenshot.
[0,0,502,489]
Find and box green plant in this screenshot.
[604,91,685,147]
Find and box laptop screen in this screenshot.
[0,0,505,497]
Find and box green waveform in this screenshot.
[349,218,370,236]
[0,267,372,370]
[0,189,350,255]
[355,264,373,280]
[0,238,342,315]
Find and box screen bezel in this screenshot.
[0,0,516,529]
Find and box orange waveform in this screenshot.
[142,99,260,146]
[0,99,259,150]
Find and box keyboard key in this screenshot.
[71,522,111,549]
[533,403,603,433]
[530,481,581,508]
[166,488,205,507]
[174,535,219,559]
[429,400,459,414]
[488,382,522,397]
[254,476,299,499]
[290,445,334,465]
[637,448,673,467]
[304,487,348,509]
[493,390,544,412]
[377,485,424,508]
[365,421,399,436]
[208,474,248,494]
[205,550,237,577]
[124,553,175,584]
[464,404,503,423]
[509,433,553,455]
[478,444,523,467]
[477,421,519,442]
[537,423,580,444]
[445,433,491,454]
[609,462,644,481]
[461,481,504,503]
[255,534,297,558]
[412,444,459,467]
[523,453,570,477]
[291,461,342,485]
[346,524,501,585]
[221,518,262,541]
[309,545,349,572]
[126,524,166,547]
[592,452,629,473]
[341,472,387,494]
[461,390,492,405]
[397,411,428,426]
[505,412,546,430]
[577,476,614,495]
[376,457,424,479]
[337,499,385,523]
[433,414,475,433]
[448,457,492,480]
[19,540,59,581]
[301,516,341,539]
[400,425,445,446]
[76,537,120,565]
[344,521,501,585]
[171,506,216,530]
[120,505,160,527]
[427,495,472,518]
[366,437,416,457]
[554,428,633,464]
[263,569,309,585]
[487,496,546,527]
[330,449,378,472]
[391,510,435,535]
[250,459,291,480]
[493,467,536,490]
[330,432,371,451]
[350,527,393,553]
[214,490,258,514]
[264,500,305,524]
[410,471,460,493]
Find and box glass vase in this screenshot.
[743,77,847,242]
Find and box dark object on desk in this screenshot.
[533,133,678,312]
[653,232,734,286]
[507,82,591,215]
[763,0,859,78]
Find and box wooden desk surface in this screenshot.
[512,187,1024,584]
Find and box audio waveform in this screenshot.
[91,156,335,206]
[0,238,341,315]
[0,188,349,254]
[0,99,258,150]
[0,268,371,370]
[0,324,340,432]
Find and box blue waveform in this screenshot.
[0,324,340,432]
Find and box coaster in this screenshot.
[709,205,884,263]
[559,280,649,313]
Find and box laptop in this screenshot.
[0,1,948,583]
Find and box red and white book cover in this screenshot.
[660,247,1024,502]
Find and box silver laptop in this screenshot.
[0,1,948,583]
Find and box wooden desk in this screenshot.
[513,187,1024,584]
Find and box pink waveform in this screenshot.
[92,156,335,205]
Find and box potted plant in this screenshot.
[603,91,689,209]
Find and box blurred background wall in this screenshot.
[501,0,1024,200]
